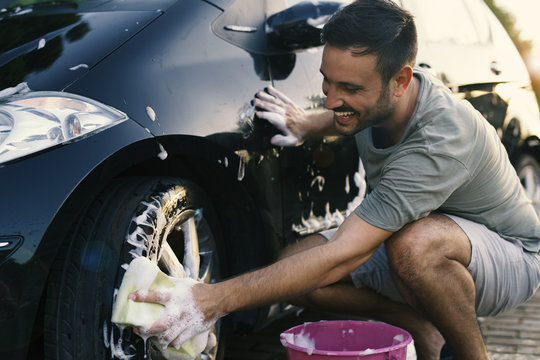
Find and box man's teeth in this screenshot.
[335,111,355,117]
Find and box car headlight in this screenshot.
[0,91,127,165]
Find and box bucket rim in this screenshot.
[280,320,413,356]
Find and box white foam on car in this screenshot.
[146,106,157,121]
[157,143,168,160]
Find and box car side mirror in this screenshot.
[266,1,345,51]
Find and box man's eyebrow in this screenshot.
[319,69,365,89]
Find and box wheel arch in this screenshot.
[41,134,274,275]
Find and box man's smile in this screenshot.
[334,111,356,118]
[334,110,358,128]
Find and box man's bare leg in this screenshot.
[279,234,445,360]
[385,214,488,359]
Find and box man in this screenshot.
[130,1,540,359]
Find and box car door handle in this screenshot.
[490,61,502,75]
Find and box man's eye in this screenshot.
[344,87,360,93]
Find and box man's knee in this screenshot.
[385,214,470,268]
[385,214,470,280]
[386,216,440,263]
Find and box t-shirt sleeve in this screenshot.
[355,151,470,232]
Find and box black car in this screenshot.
[1,0,539,359]
[0,1,359,359]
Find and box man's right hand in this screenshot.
[129,278,220,351]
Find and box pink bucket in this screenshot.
[280,320,412,360]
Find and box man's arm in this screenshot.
[254,85,337,146]
[130,213,392,348]
[202,213,391,314]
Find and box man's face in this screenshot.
[320,45,397,136]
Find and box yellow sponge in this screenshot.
[111,256,206,360]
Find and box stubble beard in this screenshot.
[333,84,395,136]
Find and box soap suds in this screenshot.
[310,175,325,192]
[280,327,316,355]
[150,276,211,351]
[69,64,89,71]
[360,348,375,355]
[393,334,405,345]
[292,159,367,236]
[157,143,168,160]
[146,106,157,121]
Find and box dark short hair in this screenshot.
[321,0,417,84]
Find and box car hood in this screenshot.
[0,0,175,92]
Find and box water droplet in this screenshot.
[37,38,46,50]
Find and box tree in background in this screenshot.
[484,0,540,107]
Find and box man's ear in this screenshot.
[393,65,413,97]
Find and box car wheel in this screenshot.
[516,154,540,214]
[44,176,224,360]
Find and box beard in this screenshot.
[333,84,397,136]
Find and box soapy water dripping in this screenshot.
[157,143,168,160]
[110,194,168,358]
[310,175,325,192]
[238,157,245,181]
[217,157,229,168]
[292,160,366,236]
[37,38,46,50]
[235,150,249,181]
[103,321,137,359]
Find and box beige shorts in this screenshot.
[320,214,540,317]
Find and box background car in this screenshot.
[0,0,539,360]
[401,0,540,213]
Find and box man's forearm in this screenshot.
[198,242,358,320]
[304,110,337,139]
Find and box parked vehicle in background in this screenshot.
[402,0,540,212]
[0,0,538,359]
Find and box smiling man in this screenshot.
[131,1,540,359]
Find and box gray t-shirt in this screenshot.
[354,68,540,253]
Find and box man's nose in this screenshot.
[324,87,343,110]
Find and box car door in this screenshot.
[211,0,361,246]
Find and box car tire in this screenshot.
[44,176,224,360]
[516,154,540,214]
